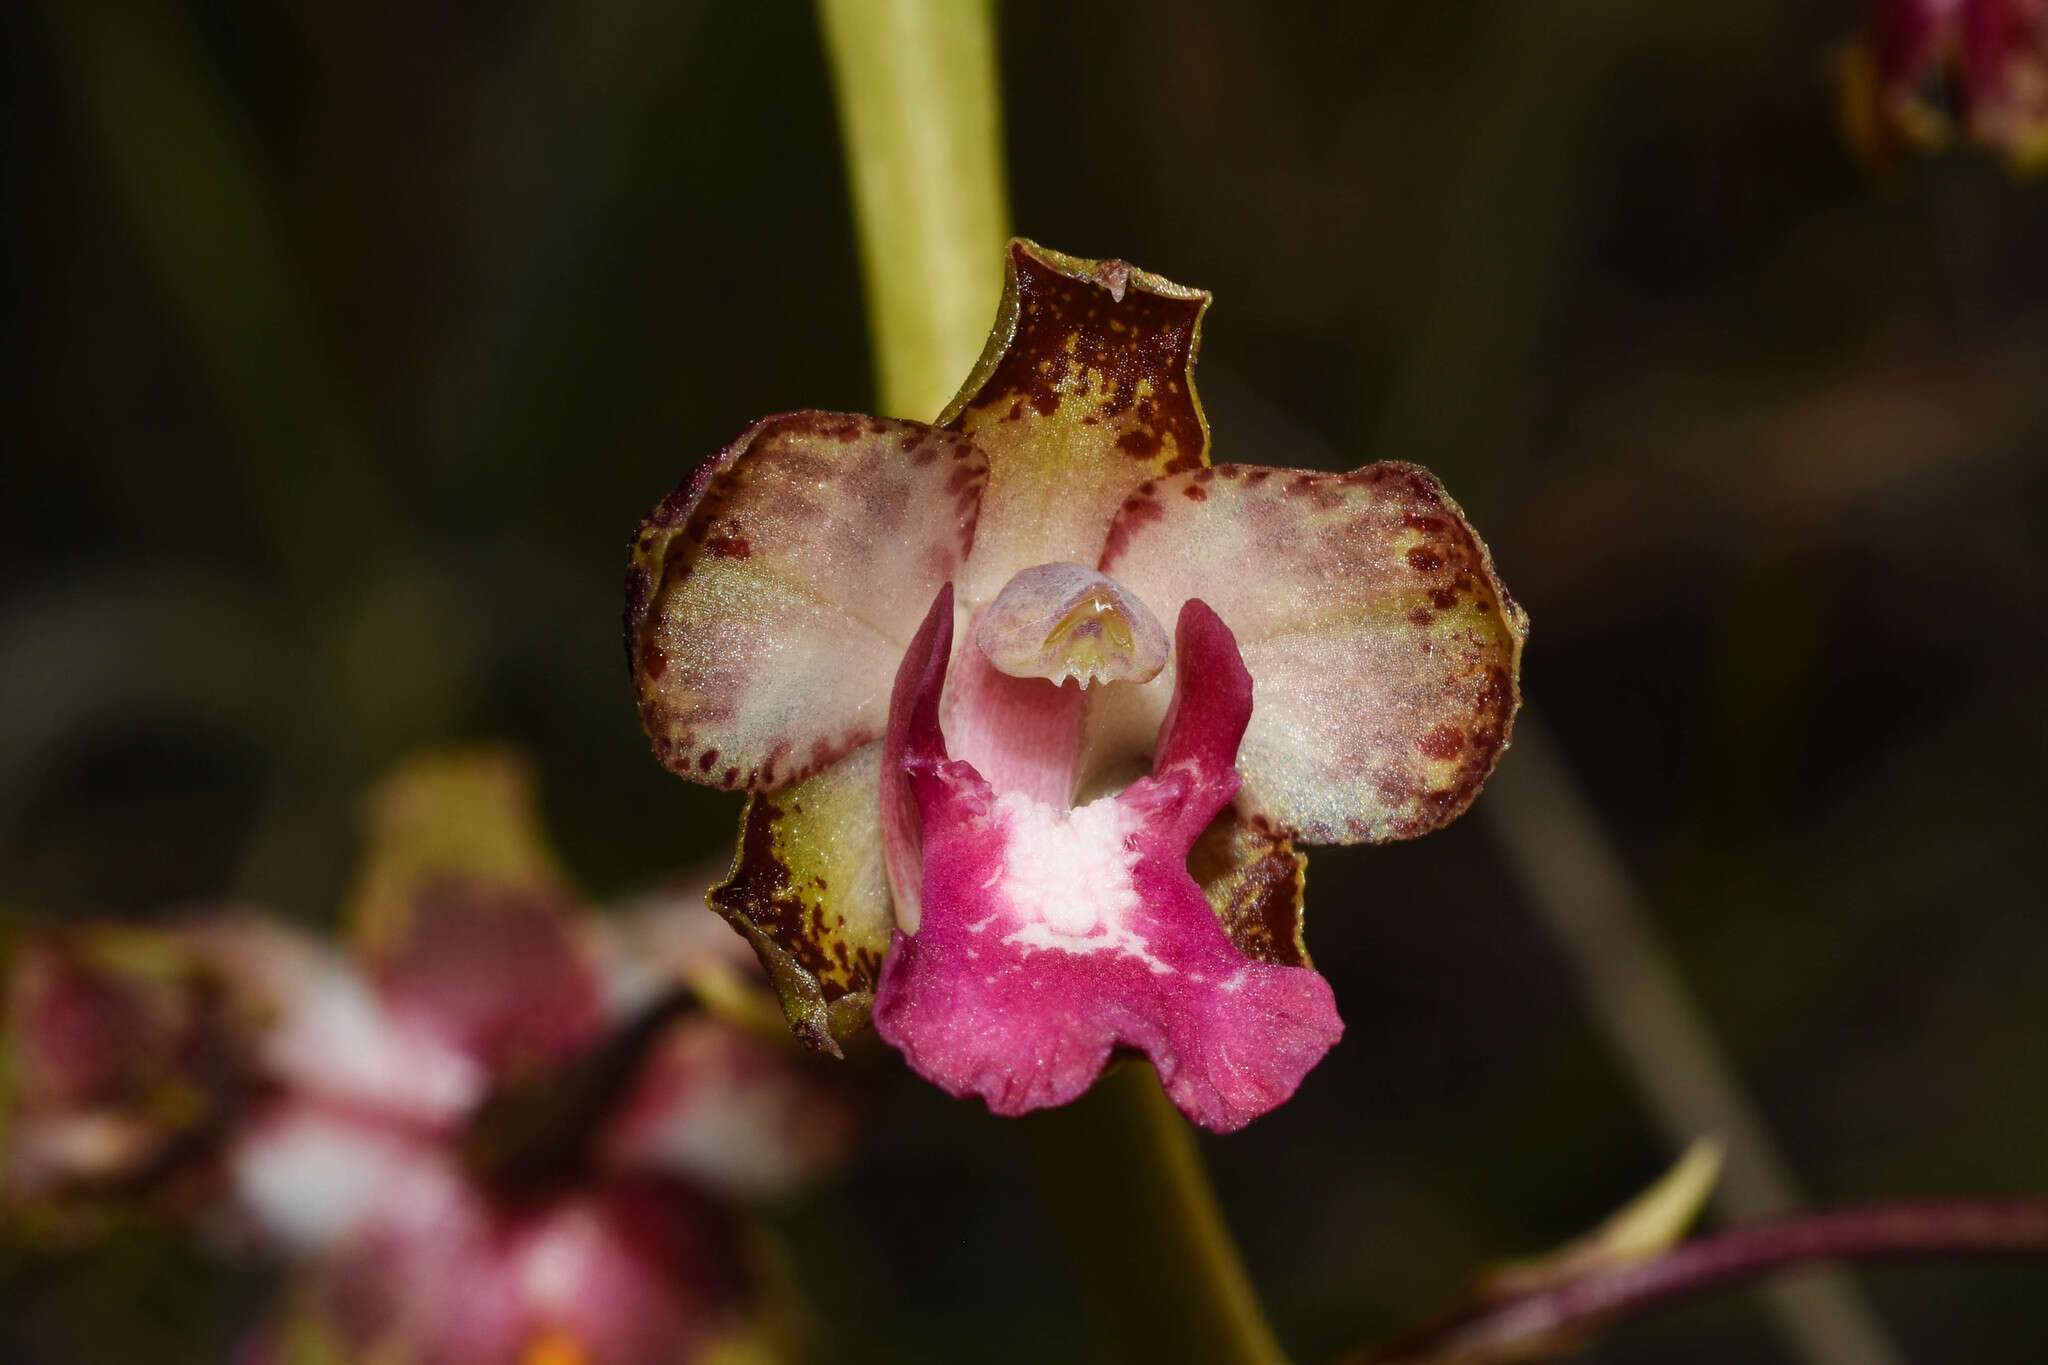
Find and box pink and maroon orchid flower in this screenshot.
[626,243,1528,1132]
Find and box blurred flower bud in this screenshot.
[1842,0,2048,170]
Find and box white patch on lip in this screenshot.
[991,792,1171,973]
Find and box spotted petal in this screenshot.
[945,241,1210,612]
[1098,463,1528,844]
[627,411,986,791]
[872,591,1342,1132]
[708,744,893,1056]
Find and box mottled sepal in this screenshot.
[873,592,1342,1131]
[1188,814,1310,969]
[708,745,893,1056]
[945,241,1211,608]
[1099,462,1528,844]
[628,412,986,792]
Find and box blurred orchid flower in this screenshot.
[1842,0,2048,169]
[626,242,1527,1131]
[1,925,260,1229]
[6,752,847,1365]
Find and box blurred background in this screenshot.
[4,0,2047,1360]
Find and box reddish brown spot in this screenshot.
[1407,546,1444,573]
[1100,494,1166,565]
[1116,427,1163,459]
[1418,725,1465,760]
[698,750,718,773]
[1244,468,1272,485]
[1430,587,1460,610]
[722,766,740,787]
[705,533,751,559]
[1408,608,1434,627]
[640,639,668,681]
[1182,483,1208,502]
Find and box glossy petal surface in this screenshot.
[628,411,986,791]
[1098,462,1528,844]
[945,242,1210,610]
[873,593,1342,1132]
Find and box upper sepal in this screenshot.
[946,241,1212,608]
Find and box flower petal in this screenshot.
[601,1016,851,1198]
[944,241,1210,611]
[873,596,1342,1132]
[1098,463,1528,844]
[371,879,603,1079]
[627,412,986,791]
[709,744,893,1055]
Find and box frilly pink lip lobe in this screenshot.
[872,586,1343,1133]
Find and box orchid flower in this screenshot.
[4,753,846,1365]
[1843,0,2048,168]
[626,242,1527,1132]
[217,753,846,1365]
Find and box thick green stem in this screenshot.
[816,10,1283,1360]
[1024,1064,1290,1365]
[816,0,1010,420]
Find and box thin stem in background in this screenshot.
[815,6,1287,1361]
[1024,1064,1290,1365]
[1482,712,1905,1365]
[1366,1199,2048,1363]
[816,0,1011,422]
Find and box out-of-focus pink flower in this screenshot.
[213,752,848,1365]
[2,926,260,1225]
[1843,0,2048,168]
[626,242,1526,1132]
[5,751,847,1364]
